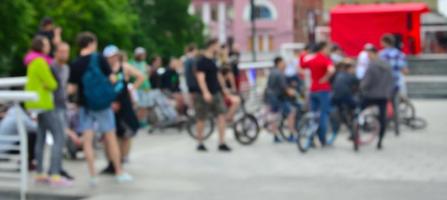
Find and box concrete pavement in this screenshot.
[2,100,447,200]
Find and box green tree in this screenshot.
[0,0,204,76]
[0,0,35,76]
[28,0,139,52]
[130,0,204,58]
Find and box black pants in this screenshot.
[7,132,36,169]
[361,98,387,146]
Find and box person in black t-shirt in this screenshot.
[149,56,163,89]
[194,38,232,152]
[162,58,186,113]
[161,58,181,93]
[36,17,62,56]
[67,32,132,185]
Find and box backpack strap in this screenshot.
[88,53,99,70]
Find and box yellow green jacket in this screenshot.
[25,58,58,111]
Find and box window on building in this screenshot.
[247,34,274,52]
[253,5,273,20]
[243,1,278,21]
[227,7,234,21]
[211,5,218,22]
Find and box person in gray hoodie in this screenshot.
[360,45,394,150]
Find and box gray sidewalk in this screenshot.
[3,100,447,200]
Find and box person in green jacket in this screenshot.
[24,36,72,187]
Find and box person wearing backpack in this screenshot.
[67,32,132,186]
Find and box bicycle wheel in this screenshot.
[186,116,215,141]
[352,119,360,151]
[399,99,416,122]
[296,116,317,153]
[407,117,427,130]
[353,113,380,148]
[233,114,260,145]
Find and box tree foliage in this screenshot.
[0,0,35,76]
[130,0,205,57]
[0,0,204,76]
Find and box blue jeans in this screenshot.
[310,91,331,145]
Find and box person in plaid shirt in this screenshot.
[379,34,410,136]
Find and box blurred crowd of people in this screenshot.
[266,34,408,150]
[0,16,409,189]
[0,17,244,188]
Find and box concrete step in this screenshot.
[406,76,447,99]
[0,190,84,200]
[408,56,447,76]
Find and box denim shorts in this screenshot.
[137,90,155,108]
[78,107,116,134]
[266,96,292,116]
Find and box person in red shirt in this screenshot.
[301,41,335,146]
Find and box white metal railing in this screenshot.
[0,77,36,200]
[239,61,273,70]
[0,77,27,88]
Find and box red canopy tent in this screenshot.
[330,3,429,56]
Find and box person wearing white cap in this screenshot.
[129,47,152,127]
[101,45,145,174]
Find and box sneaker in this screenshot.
[34,174,49,184]
[347,135,354,141]
[116,172,133,183]
[273,135,282,143]
[60,169,75,180]
[218,144,232,152]
[377,143,383,150]
[139,121,149,128]
[287,134,297,143]
[197,144,208,152]
[28,162,37,171]
[100,163,115,175]
[326,134,337,146]
[89,176,97,187]
[49,175,73,187]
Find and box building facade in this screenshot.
[191,0,313,52]
[191,0,442,53]
[190,0,233,44]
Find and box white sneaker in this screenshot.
[116,172,133,183]
[89,176,97,187]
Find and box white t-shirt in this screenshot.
[356,51,369,79]
[285,57,299,77]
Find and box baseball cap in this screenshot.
[134,47,146,55]
[103,45,119,58]
[364,43,377,52]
